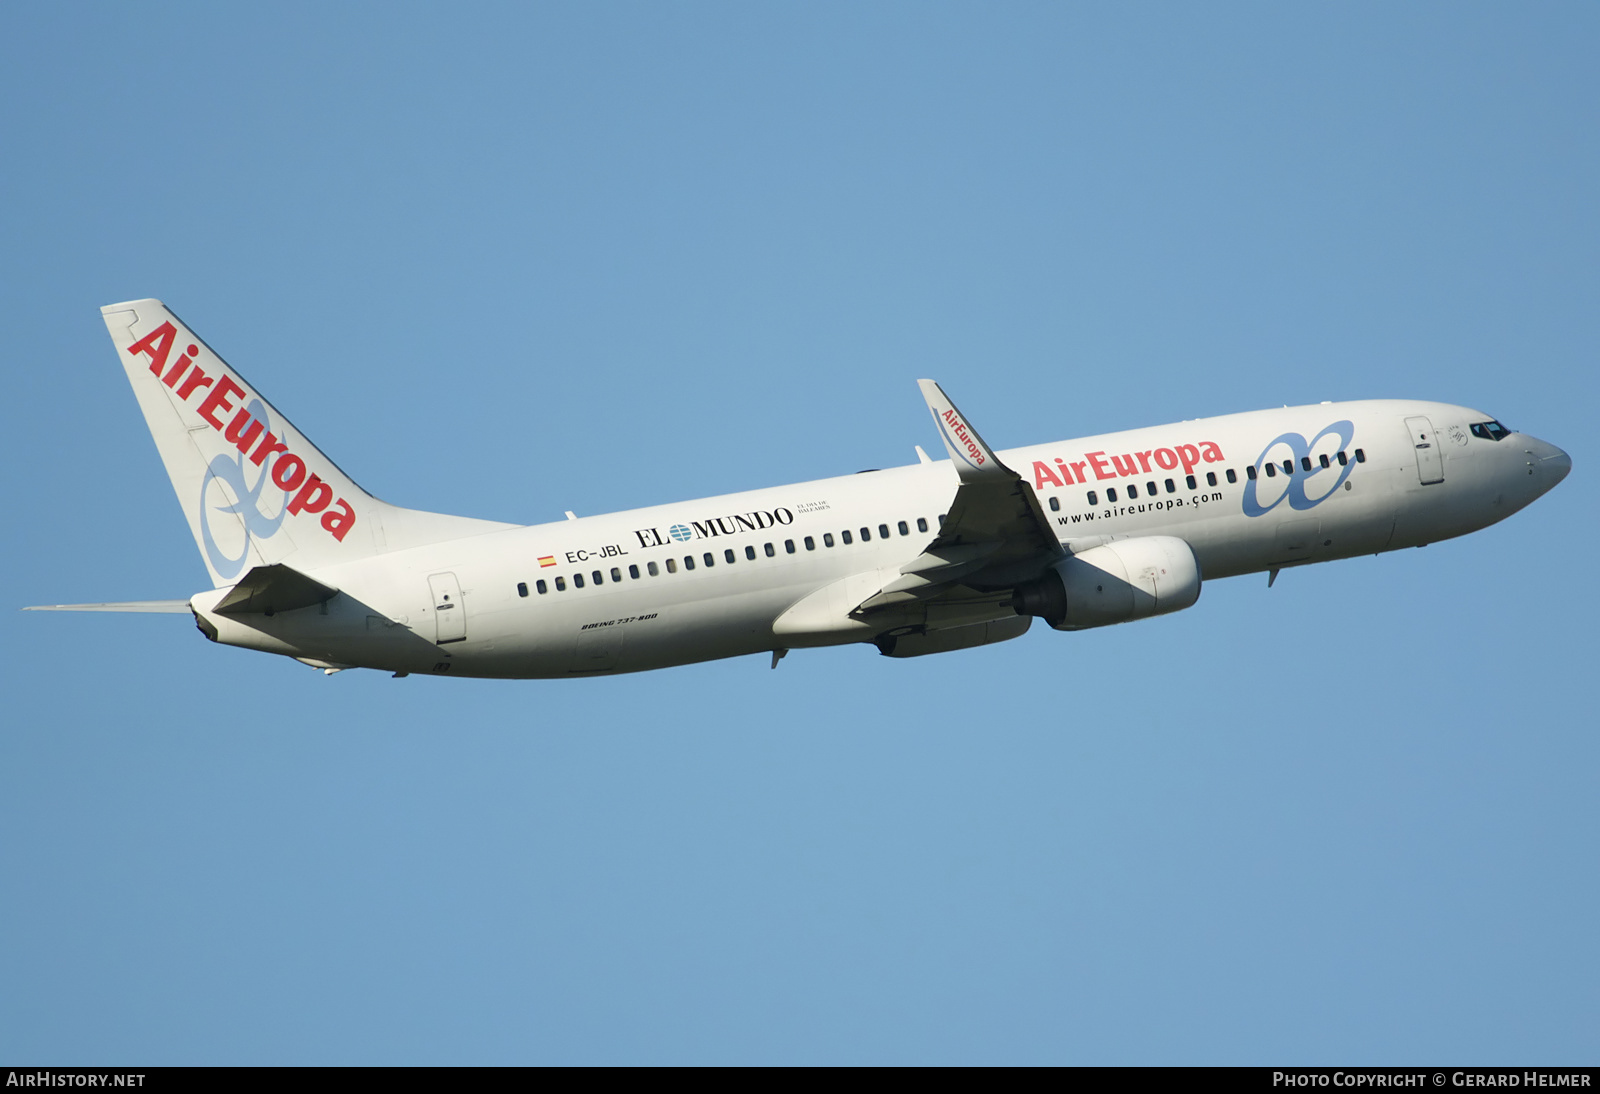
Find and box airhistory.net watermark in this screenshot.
[6,1074,145,1088]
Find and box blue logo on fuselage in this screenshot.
[1242,420,1357,518]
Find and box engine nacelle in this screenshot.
[1013,536,1201,631]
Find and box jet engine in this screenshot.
[1012,536,1201,630]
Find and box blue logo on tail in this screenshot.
[199,398,288,580]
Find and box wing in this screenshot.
[853,380,1062,615]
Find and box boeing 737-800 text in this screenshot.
[26,300,1572,678]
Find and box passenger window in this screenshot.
[938,514,947,527]
[823,533,834,548]
[665,559,677,574]
[725,549,736,564]
[573,573,585,588]
[1301,457,1313,472]
[611,567,622,583]
[648,562,660,576]
[841,530,853,545]
[1337,451,1348,466]
[704,552,715,567]
[536,579,548,594]
[859,527,870,542]
[1226,469,1237,484]
[1147,481,1157,496]
[879,524,890,539]
[1319,454,1330,469]
[805,536,815,551]
[761,543,772,558]
[1355,448,1366,463]
[1264,463,1276,479]
[1107,487,1118,502]
[592,570,603,585]
[1048,496,1060,511]
[1283,460,1294,476]
[1165,479,1175,493]
[1087,490,1098,506]
[916,518,928,533]
[1127,484,1138,499]
[898,521,909,536]
[517,582,528,598]
[628,564,640,579]
[555,576,567,591]
[683,556,694,571]
[785,539,796,554]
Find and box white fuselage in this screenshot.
[187,398,1570,679]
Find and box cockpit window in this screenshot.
[1470,420,1512,442]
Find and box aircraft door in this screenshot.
[1404,415,1444,485]
[428,572,467,644]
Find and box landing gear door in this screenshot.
[428,572,467,644]
[1404,415,1444,485]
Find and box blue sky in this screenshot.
[2,2,1596,1064]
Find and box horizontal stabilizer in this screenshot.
[213,563,338,615]
[23,600,191,613]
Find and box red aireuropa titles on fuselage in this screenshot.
[1029,441,1227,491]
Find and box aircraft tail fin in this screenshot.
[101,300,514,587]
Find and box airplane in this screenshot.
[26,299,1572,678]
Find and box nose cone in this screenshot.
[1546,445,1572,486]
[1521,435,1571,491]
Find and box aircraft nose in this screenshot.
[1547,446,1572,485]
[1520,436,1571,488]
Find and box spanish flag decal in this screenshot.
[538,556,556,568]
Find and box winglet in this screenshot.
[917,380,1012,481]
